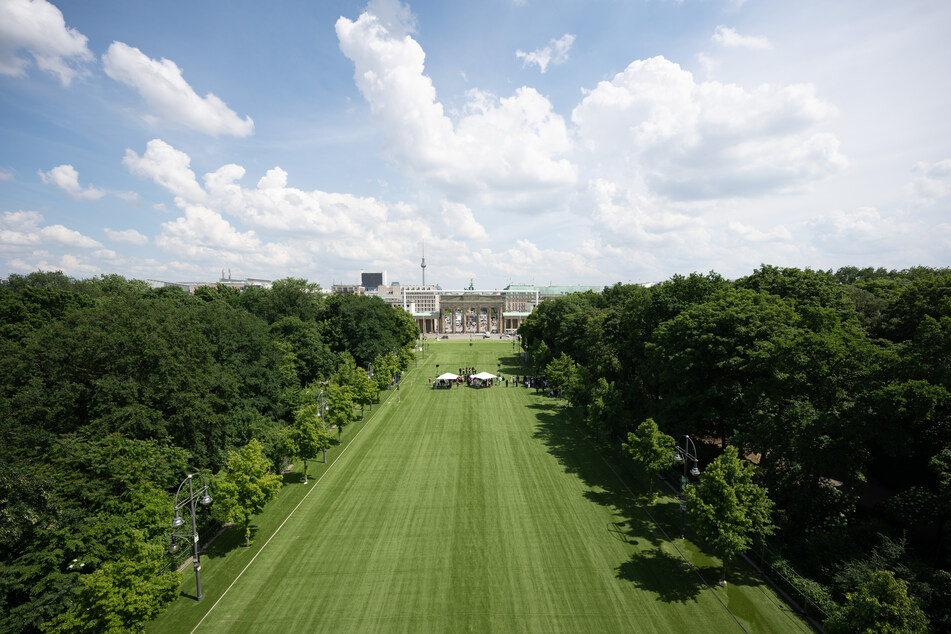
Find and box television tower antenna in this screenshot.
[420,243,427,286]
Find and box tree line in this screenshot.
[0,272,418,633]
[520,265,949,632]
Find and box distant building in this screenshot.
[146,274,271,293]
[360,271,386,291]
[331,284,365,296]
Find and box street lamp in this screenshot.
[169,473,212,601]
[673,435,701,539]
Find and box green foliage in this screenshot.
[350,366,376,415]
[588,377,622,444]
[645,287,799,444]
[623,418,674,497]
[685,446,774,583]
[41,531,181,634]
[325,383,357,441]
[544,353,575,397]
[214,439,283,547]
[287,403,334,482]
[269,316,334,387]
[321,294,418,366]
[0,292,282,470]
[825,570,928,634]
[371,352,398,395]
[0,272,419,631]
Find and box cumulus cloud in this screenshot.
[712,26,771,50]
[104,228,149,245]
[728,220,792,242]
[0,169,14,181]
[572,56,846,200]
[102,42,254,137]
[807,207,912,250]
[0,210,101,248]
[906,158,951,204]
[336,7,576,209]
[121,139,451,275]
[440,201,488,241]
[123,139,207,201]
[0,0,92,85]
[157,203,261,255]
[38,164,105,199]
[516,33,575,73]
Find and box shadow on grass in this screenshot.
[616,548,710,603]
[529,404,664,553]
[283,471,305,485]
[201,523,259,560]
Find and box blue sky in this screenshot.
[1,0,949,289]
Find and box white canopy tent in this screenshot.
[473,372,497,380]
[436,373,459,381]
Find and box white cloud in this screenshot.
[157,203,261,255]
[572,56,846,200]
[336,8,576,209]
[728,220,792,242]
[516,33,575,73]
[0,210,101,249]
[114,191,140,204]
[808,207,912,248]
[123,139,207,201]
[440,201,488,241]
[906,159,951,204]
[41,224,102,248]
[38,164,105,199]
[0,169,13,181]
[102,42,254,137]
[0,210,42,230]
[0,0,92,85]
[104,228,149,245]
[712,26,771,51]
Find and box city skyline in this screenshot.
[1,0,949,289]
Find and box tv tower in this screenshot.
[420,244,427,286]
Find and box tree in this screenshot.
[351,367,376,416]
[325,383,357,441]
[544,353,576,404]
[644,287,799,447]
[371,352,397,398]
[825,570,929,634]
[42,531,180,633]
[321,294,417,366]
[685,445,774,584]
[588,376,622,445]
[214,439,283,547]
[286,403,333,484]
[623,418,675,501]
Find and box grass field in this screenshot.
[150,340,811,633]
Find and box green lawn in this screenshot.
[150,340,811,633]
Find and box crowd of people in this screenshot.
[429,368,550,392]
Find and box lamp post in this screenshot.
[673,435,701,539]
[169,473,212,601]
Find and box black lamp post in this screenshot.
[169,473,212,601]
[673,435,701,539]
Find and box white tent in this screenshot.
[436,372,459,381]
[473,372,496,380]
